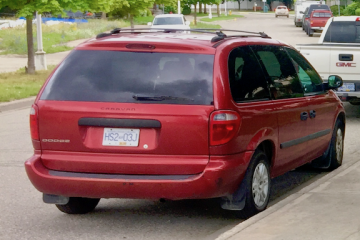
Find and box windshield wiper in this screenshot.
[132,95,194,101]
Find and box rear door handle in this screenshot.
[339,54,353,61]
[300,112,308,121]
[309,110,316,119]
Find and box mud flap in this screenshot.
[43,194,69,205]
[311,138,332,169]
[220,178,247,210]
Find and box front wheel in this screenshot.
[237,150,271,219]
[56,197,100,214]
[327,120,344,170]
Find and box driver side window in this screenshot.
[250,45,304,100]
[286,48,324,95]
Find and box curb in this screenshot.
[214,153,360,240]
[0,97,35,113]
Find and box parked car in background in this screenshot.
[305,10,332,36]
[297,16,360,104]
[301,4,331,31]
[25,28,345,219]
[294,0,321,27]
[275,6,289,18]
[148,14,190,31]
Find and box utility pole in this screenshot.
[35,12,47,71]
[178,0,181,14]
[225,0,227,16]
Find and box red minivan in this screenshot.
[25,29,345,218]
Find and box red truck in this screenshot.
[306,10,332,37]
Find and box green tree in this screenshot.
[182,0,199,24]
[0,0,113,74]
[110,0,154,28]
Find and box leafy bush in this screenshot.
[355,8,360,15]
[330,5,345,16]
[343,2,360,16]
[164,6,177,14]
[182,5,191,15]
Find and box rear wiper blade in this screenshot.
[132,95,194,101]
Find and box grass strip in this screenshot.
[0,19,129,55]
[200,14,244,22]
[191,22,221,29]
[0,66,56,102]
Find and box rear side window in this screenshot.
[324,21,360,43]
[41,50,214,105]
[228,46,270,102]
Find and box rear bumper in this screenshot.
[25,152,253,200]
[336,91,360,100]
[310,27,323,32]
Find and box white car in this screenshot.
[275,6,289,18]
[148,14,191,31]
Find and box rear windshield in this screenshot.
[324,21,360,43]
[309,5,330,11]
[312,12,332,17]
[41,50,214,105]
[277,6,287,9]
[153,17,183,25]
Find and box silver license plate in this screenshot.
[338,83,355,92]
[102,128,140,147]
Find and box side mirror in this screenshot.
[326,75,343,90]
[185,21,190,26]
[300,11,304,14]
[147,22,152,26]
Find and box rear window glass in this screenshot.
[324,21,360,43]
[277,6,287,9]
[309,5,330,11]
[153,17,183,25]
[312,12,332,17]
[40,50,214,105]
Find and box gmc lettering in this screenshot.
[336,62,356,67]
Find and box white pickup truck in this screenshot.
[296,16,360,104]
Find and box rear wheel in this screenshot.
[237,150,270,219]
[56,197,100,214]
[308,28,313,37]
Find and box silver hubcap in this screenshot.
[336,128,343,161]
[252,162,269,208]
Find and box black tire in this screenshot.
[237,150,271,219]
[56,197,100,214]
[349,100,360,105]
[308,29,313,37]
[327,120,345,170]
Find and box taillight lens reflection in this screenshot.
[210,111,241,146]
[30,105,39,140]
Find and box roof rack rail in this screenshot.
[96,28,271,42]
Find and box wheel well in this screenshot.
[257,140,274,167]
[337,112,346,131]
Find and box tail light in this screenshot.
[210,111,241,146]
[30,105,39,140]
[356,17,360,21]
[310,21,313,25]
